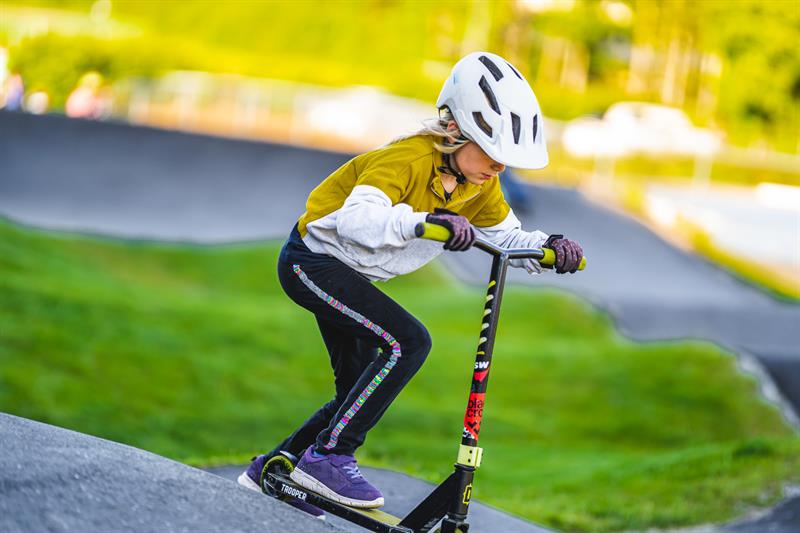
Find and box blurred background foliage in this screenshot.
[3,0,799,151]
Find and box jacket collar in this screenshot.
[429,146,483,206]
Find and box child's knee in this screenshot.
[400,321,431,366]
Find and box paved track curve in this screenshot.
[1,111,797,532]
[0,112,346,243]
[0,413,338,533]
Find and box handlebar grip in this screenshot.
[414,222,451,242]
[540,248,587,271]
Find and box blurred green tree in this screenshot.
[4,0,798,149]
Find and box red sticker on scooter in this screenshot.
[473,360,490,383]
[464,392,485,439]
[474,369,489,382]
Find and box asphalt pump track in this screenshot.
[1,112,798,532]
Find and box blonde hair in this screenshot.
[388,108,470,153]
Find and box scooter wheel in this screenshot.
[261,452,295,497]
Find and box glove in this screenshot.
[542,234,583,274]
[426,208,475,251]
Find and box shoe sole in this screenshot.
[237,472,261,492]
[238,472,326,521]
[290,467,384,509]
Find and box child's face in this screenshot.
[453,142,506,185]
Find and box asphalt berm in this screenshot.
[2,413,795,533]
[0,413,551,533]
[0,413,335,533]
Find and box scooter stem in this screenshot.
[461,251,508,449]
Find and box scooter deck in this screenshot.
[267,472,414,533]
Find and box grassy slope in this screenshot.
[1,219,798,532]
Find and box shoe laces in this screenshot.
[341,462,363,481]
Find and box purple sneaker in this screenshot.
[238,454,325,520]
[289,446,384,509]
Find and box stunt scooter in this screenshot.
[262,222,586,532]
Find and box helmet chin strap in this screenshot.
[437,153,468,185]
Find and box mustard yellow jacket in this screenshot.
[298,135,549,281]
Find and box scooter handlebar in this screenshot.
[414,222,587,270]
[414,221,452,242]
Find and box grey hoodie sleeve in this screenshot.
[336,185,429,249]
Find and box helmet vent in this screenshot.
[478,76,501,115]
[472,112,494,137]
[478,55,504,82]
[506,62,523,80]
[532,114,539,142]
[511,113,521,144]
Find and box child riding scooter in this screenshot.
[238,52,584,528]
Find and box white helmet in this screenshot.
[437,52,548,169]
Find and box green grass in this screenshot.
[1,219,798,532]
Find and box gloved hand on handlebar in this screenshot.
[542,234,583,274]
[426,208,475,251]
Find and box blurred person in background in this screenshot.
[3,72,25,111]
[237,52,583,518]
[24,90,49,115]
[66,71,108,119]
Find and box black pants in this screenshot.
[269,226,432,457]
